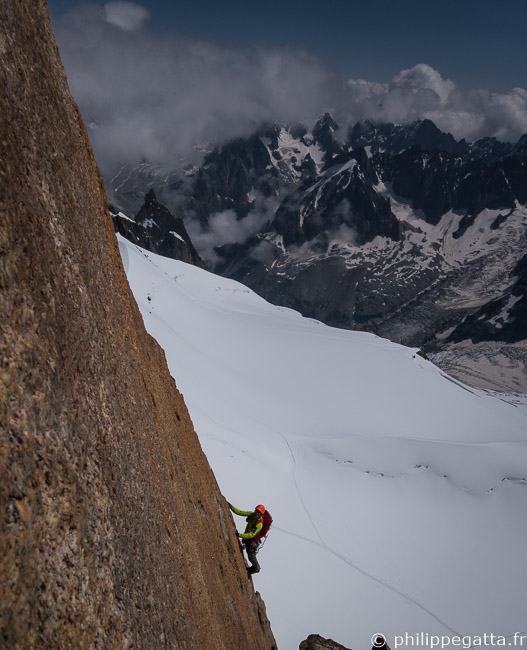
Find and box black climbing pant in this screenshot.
[244,540,260,573]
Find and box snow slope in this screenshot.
[117,236,527,649]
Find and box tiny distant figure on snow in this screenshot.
[229,503,272,575]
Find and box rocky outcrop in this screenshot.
[349,118,466,157]
[312,113,342,162]
[448,253,527,344]
[383,149,519,226]
[272,151,401,248]
[111,189,206,268]
[190,133,279,225]
[299,633,352,649]
[0,2,275,648]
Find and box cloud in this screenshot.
[53,3,339,177]
[104,1,150,31]
[186,209,258,267]
[343,65,527,143]
[391,64,455,104]
[186,193,279,266]
[53,3,527,181]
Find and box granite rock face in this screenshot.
[0,2,276,649]
[299,633,352,649]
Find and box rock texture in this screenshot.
[0,2,276,649]
[299,633,352,649]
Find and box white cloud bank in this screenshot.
[54,2,527,176]
[104,1,150,31]
[344,64,527,143]
[186,194,280,266]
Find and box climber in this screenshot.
[228,503,272,575]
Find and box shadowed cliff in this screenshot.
[0,1,276,648]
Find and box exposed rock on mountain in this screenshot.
[0,2,275,648]
[349,118,466,156]
[448,253,527,344]
[272,150,401,248]
[377,147,521,225]
[312,112,342,161]
[111,189,206,268]
[299,633,352,649]
[190,132,280,226]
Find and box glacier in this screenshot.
[117,235,527,649]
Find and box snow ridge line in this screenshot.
[273,525,462,637]
[439,373,481,397]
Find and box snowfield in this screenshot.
[117,235,527,649]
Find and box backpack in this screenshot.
[254,510,272,543]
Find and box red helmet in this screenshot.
[255,504,265,515]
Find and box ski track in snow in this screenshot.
[278,431,328,549]
[273,524,462,637]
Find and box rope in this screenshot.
[256,536,268,553]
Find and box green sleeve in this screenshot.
[229,503,253,517]
[239,521,263,540]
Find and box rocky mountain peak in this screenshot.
[137,187,173,223]
[351,118,466,155]
[112,190,206,268]
[512,132,527,156]
[313,111,339,133]
[468,136,512,162]
[313,112,342,160]
[349,118,386,149]
[144,186,158,206]
[299,633,353,649]
[408,118,465,154]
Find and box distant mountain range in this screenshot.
[108,116,527,392]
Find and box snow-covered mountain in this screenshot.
[108,117,527,392]
[118,235,527,650]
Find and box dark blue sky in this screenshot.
[48,0,526,92]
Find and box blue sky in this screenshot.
[48,0,527,92]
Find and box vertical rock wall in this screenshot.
[0,1,276,648]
